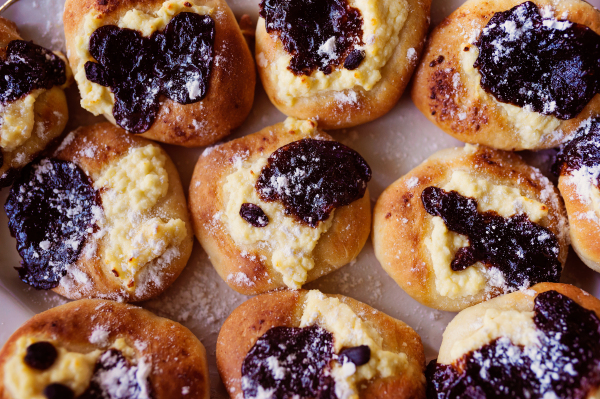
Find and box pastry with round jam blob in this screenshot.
[63,0,255,147]
[0,17,71,187]
[256,0,431,130]
[373,144,569,312]
[0,299,209,399]
[411,0,600,151]
[217,289,426,399]
[188,118,372,295]
[427,282,600,399]
[4,122,193,302]
[554,117,600,274]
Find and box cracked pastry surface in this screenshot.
[189,118,371,295]
[4,122,193,302]
[427,283,600,399]
[411,0,600,151]
[0,299,209,399]
[373,144,569,312]
[256,0,431,129]
[0,16,71,188]
[63,0,255,147]
[217,289,426,399]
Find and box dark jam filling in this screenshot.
[259,0,364,76]
[421,186,561,290]
[426,290,600,399]
[553,117,600,176]
[241,325,336,399]
[5,158,100,290]
[474,1,600,120]
[240,203,269,227]
[85,12,215,133]
[0,40,66,104]
[24,341,58,370]
[78,349,151,399]
[256,139,371,227]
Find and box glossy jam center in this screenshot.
[0,40,66,104]
[241,325,336,399]
[421,186,561,290]
[553,117,600,176]
[5,158,100,290]
[475,1,600,120]
[426,290,600,399]
[85,12,215,133]
[259,0,364,76]
[256,138,371,227]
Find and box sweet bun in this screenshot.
[63,0,255,147]
[217,289,426,399]
[0,299,209,399]
[4,122,193,302]
[189,118,372,295]
[373,144,569,312]
[255,0,431,129]
[554,117,600,274]
[0,16,71,187]
[411,0,600,151]
[428,283,600,398]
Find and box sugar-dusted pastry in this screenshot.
[554,117,600,274]
[4,122,193,301]
[0,17,71,187]
[0,299,209,399]
[63,0,255,147]
[427,283,600,398]
[255,0,431,129]
[411,0,600,151]
[217,289,426,399]
[189,118,371,295]
[373,144,569,312]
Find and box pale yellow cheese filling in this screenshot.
[222,149,333,288]
[94,145,186,289]
[460,45,561,149]
[266,0,408,105]
[301,290,408,399]
[74,0,212,118]
[425,170,548,299]
[4,336,135,399]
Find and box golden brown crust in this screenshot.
[0,17,69,186]
[216,290,426,399]
[188,120,371,295]
[255,0,431,130]
[437,283,600,365]
[558,172,600,273]
[63,0,255,147]
[411,0,600,151]
[373,144,569,312]
[0,299,209,399]
[51,122,193,302]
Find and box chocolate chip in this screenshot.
[24,341,58,370]
[240,203,269,227]
[43,383,75,399]
[339,345,370,366]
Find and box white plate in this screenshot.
[0,0,599,397]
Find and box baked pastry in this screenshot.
[373,144,569,312]
[255,0,431,129]
[554,116,600,274]
[217,289,426,399]
[411,0,600,151]
[189,118,372,295]
[4,122,193,302]
[0,17,71,187]
[63,0,255,147]
[0,299,209,399]
[427,282,600,398]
